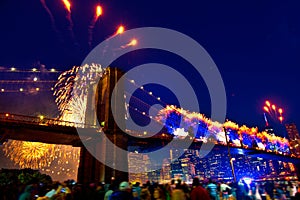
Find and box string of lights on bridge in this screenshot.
[0,66,168,127]
[0,66,167,120]
[124,77,172,123]
[0,66,185,135]
[0,67,61,73]
[0,66,60,93]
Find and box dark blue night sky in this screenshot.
[0,0,299,134]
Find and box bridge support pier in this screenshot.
[77,67,128,185]
[77,132,128,185]
[77,145,103,184]
[103,132,128,184]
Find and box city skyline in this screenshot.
[128,147,297,184]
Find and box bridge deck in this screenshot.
[0,113,96,146]
[1,113,300,164]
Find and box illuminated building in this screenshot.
[148,170,160,183]
[180,150,192,182]
[128,152,150,183]
[160,158,171,182]
[171,159,183,180]
[285,123,300,156]
[286,124,300,140]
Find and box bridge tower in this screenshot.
[77,67,128,184]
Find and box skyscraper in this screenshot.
[285,124,300,140]
[285,123,300,156]
[128,152,150,183]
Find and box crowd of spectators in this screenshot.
[3,176,300,200]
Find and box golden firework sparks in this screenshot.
[62,0,71,13]
[54,64,103,125]
[3,140,80,178]
[3,140,56,169]
[96,5,102,18]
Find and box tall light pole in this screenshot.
[223,127,237,182]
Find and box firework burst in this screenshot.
[53,66,78,113]
[54,63,103,125]
[3,140,56,169]
[263,100,284,124]
[3,140,80,179]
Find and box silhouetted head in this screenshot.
[192,178,200,187]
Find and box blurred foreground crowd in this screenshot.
[1,177,300,200]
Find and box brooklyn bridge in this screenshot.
[1,67,300,185]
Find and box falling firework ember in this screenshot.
[121,38,138,49]
[41,145,80,180]
[62,0,71,13]
[116,25,125,35]
[40,0,60,38]
[96,5,102,18]
[129,39,137,46]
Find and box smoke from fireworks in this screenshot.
[61,0,76,44]
[88,4,103,49]
[40,0,60,38]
